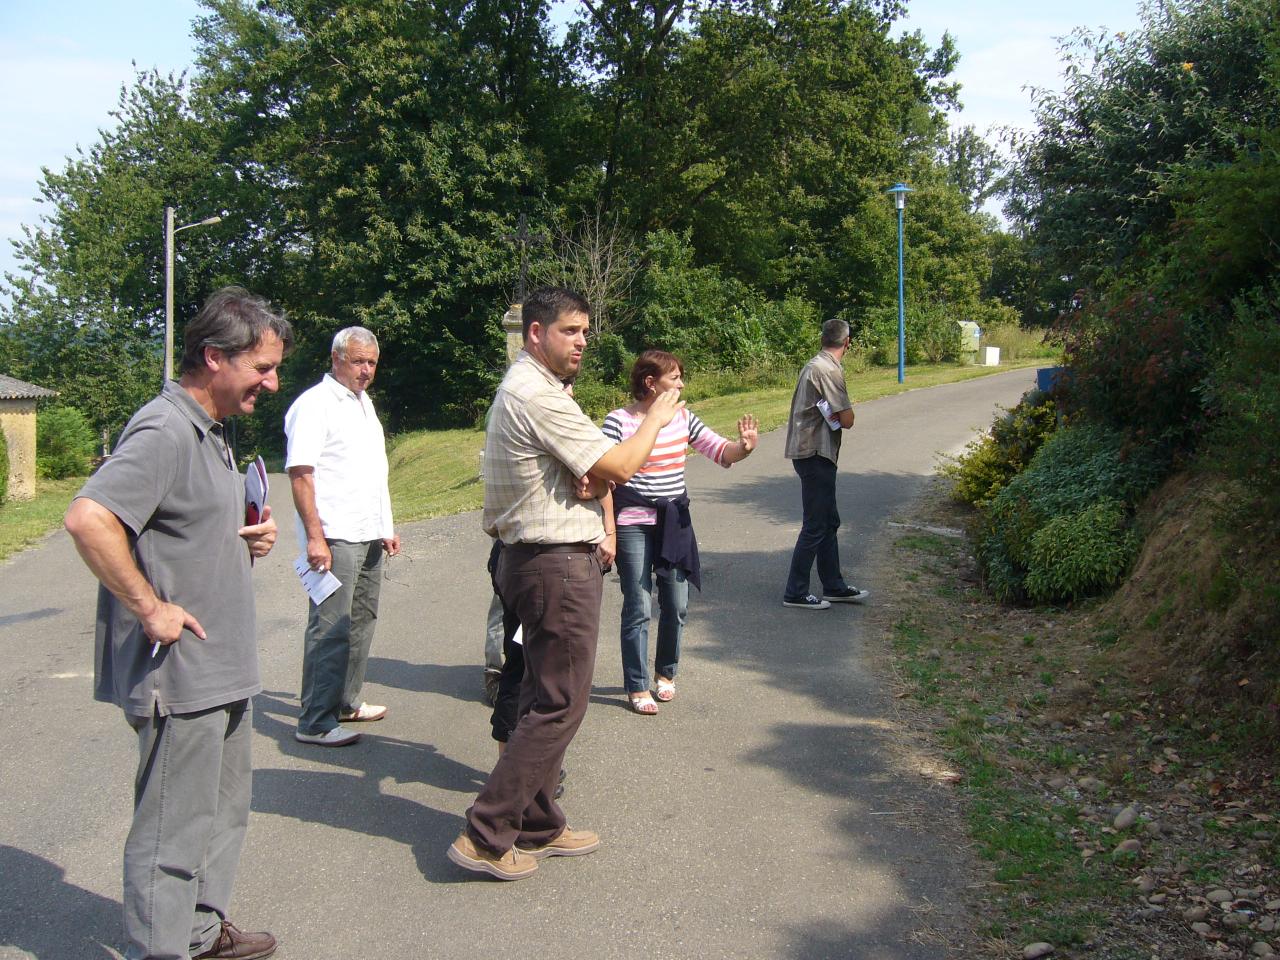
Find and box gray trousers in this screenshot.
[299,538,383,735]
[124,700,252,960]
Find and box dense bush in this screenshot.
[567,376,629,422]
[855,300,962,364]
[943,390,1058,506]
[976,422,1168,603]
[1059,291,1216,447]
[631,230,817,373]
[0,425,8,504]
[1024,498,1139,602]
[37,405,96,479]
[1207,284,1280,527]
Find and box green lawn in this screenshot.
[0,477,84,562]
[0,357,1049,557]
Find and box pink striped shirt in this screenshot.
[601,407,731,526]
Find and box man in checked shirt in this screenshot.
[447,286,682,880]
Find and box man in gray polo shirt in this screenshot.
[781,317,870,610]
[65,287,292,960]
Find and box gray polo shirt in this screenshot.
[77,381,261,717]
[783,350,851,465]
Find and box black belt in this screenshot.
[506,541,597,555]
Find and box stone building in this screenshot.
[0,374,58,501]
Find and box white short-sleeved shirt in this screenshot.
[284,373,394,544]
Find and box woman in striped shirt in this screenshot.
[601,350,758,714]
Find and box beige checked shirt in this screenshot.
[483,351,615,545]
[783,350,851,464]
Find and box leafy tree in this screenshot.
[0,70,230,441]
[1007,0,1278,292]
[194,0,563,428]
[37,405,98,479]
[939,125,1006,213]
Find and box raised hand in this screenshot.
[738,414,758,453]
[646,387,685,428]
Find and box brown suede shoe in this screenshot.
[193,921,277,959]
[447,832,538,880]
[516,826,600,859]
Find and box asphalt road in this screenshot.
[0,368,1036,960]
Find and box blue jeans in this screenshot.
[784,455,848,600]
[299,539,383,735]
[615,523,689,694]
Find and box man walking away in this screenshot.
[781,317,870,610]
[285,326,400,747]
[65,287,291,960]
[447,286,682,880]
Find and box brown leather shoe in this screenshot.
[193,921,277,959]
[447,832,538,880]
[516,826,600,859]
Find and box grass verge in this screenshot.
[879,479,1279,958]
[0,477,84,562]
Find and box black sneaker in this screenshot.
[782,594,831,610]
[823,586,870,604]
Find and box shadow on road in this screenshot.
[0,606,64,629]
[250,690,488,794]
[249,768,468,883]
[0,845,121,959]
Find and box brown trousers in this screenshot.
[466,544,603,854]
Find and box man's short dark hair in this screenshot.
[522,287,590,339]
[181,286,294,373]
[821,318,850,349]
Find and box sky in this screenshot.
[0,0,1147,295]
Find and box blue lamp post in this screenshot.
[886,182,912,384]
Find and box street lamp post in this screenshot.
[163,207,223,382]
[886,182,912,384]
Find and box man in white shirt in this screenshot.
[285,327,400,746]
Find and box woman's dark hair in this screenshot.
[629,349,684,401]
[180,286,294,373]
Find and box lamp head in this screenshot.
[887,182,913,210]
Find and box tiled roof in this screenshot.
[0,374,58,400]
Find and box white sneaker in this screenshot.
[340,702,387,722]
[295,725,361,746]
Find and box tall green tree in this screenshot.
[1007,0,1278,293]
[0,70,231,439]
[194,0,563,427]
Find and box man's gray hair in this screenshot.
[332,326,379,357]
[180,286,293,373]
[821,318,850,348]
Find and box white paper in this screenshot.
[293,555,342,605]
[815,398,841,431]
[511,625,523,647]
